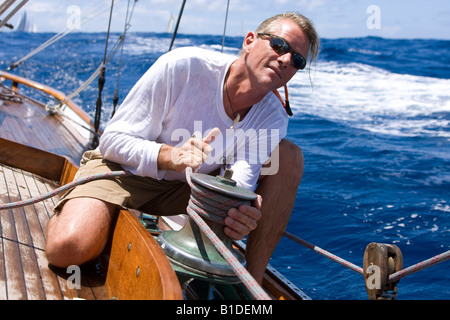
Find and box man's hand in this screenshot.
[157,126,261,240]
[158,128,220,172]
[224,195,262,240]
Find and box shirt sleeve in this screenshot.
[98,53,175,179]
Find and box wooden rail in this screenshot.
[0,70,95,130]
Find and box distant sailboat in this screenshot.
[166,14,174,33]
[16,11,37,32]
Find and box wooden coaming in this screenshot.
[101,209,183,300]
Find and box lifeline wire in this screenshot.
[284,230,450,286]
[388,249,450,283]
[284,231,364,275]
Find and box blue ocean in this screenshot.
[1,31,449,300]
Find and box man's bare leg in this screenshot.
[245,139,304,284]
[45,198,116,268]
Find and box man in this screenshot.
[45,12,320,285]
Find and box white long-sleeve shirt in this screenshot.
[99,47,288,191]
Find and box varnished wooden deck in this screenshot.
[0,85,88,165]
[0,162,107,299]
[0,85,107,299]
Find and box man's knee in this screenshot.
[45,198,116,268]
[45,219,86,268]
[261,139,304,183]
[280,139,304,180]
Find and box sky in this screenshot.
[3,0,450,39]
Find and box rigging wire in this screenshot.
[92,0,115,149]
[221,0,230,53]
[112,0,137,117]
[0,0,17,17]
[4,0,134,126]
[53,2,136,116]
[0,0,29,30]
[2,0,137,149]
[168,0,186,52]
[5,0,118,72]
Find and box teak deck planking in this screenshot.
[0,85,93,299]
[0,86,87,165]
[0,163,106,299]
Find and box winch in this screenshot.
[158,169,257,284]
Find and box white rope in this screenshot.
[184,166,272,300]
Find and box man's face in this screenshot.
[244,19,311,91]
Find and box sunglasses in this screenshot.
[257,33,307,70]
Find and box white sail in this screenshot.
[16,11,37,32]
[166,14,174,33]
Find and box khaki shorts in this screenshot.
[55,150,192,216]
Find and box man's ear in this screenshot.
[242,31,258,54]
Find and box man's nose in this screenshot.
[278,51,293,68]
